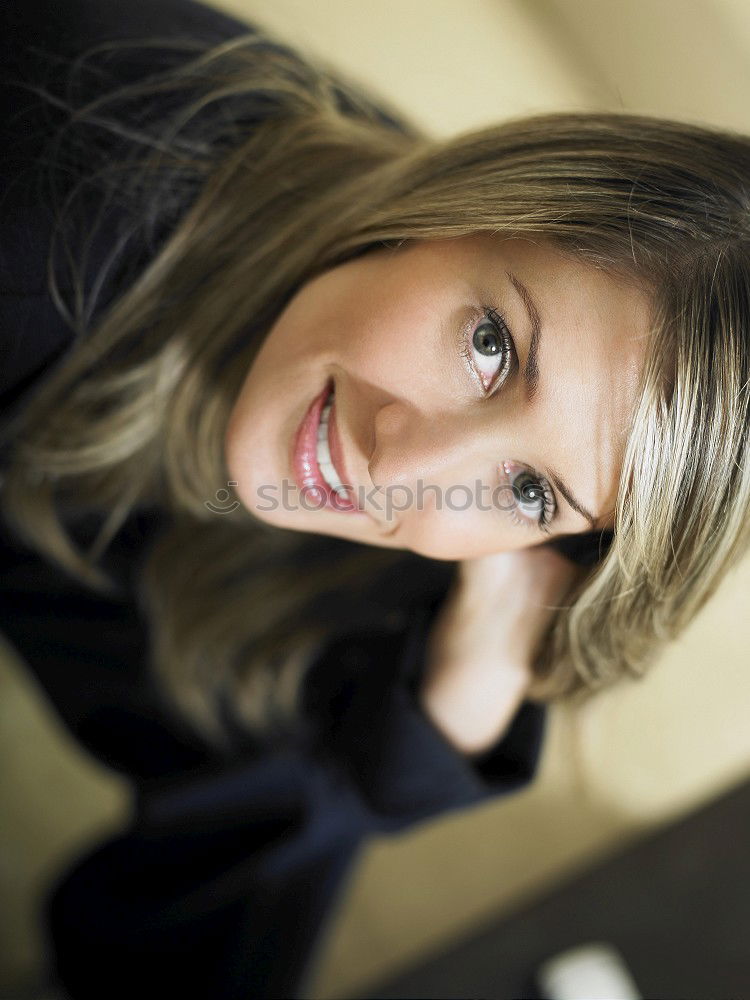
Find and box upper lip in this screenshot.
[329,379,399,535]
[328,382,364,510]
[327,384,356,501]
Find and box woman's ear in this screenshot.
[545,530,614,567]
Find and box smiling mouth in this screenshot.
[290,381,400,535]
[316,388,349,497]
[291,380,361,514]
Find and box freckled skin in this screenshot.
[225,235,651,560]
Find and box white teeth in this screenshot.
[316,391,348,497]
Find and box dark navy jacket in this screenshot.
[0,2,547,997]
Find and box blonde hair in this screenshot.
[1,26,749,747]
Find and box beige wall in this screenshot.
[214,0,750,134]
[536,0,750,131]
[212,0,593,134]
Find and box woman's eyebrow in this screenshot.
[506,269,599,530]
[546,468,599,529]
[506,270,541,403]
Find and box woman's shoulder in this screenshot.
[1,0,253,68]
[0,1,254,421]
[1,0,256,185]
[0,0,412,426]
[0,0,258,236]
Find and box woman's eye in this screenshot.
[500,460,556,533]
[464,308,516,393]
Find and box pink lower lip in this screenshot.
[290,379,361,514]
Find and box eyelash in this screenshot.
[500,461,556,535]
[460,306,557,534]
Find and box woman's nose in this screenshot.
[367,399,477,492]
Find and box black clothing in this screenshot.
[1,2,546,997]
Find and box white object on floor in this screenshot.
[536,941,642,1000]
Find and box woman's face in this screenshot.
[224,235,651,560]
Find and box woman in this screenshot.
[1,0,749,997]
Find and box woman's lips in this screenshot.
[290,379,362,514]
[327,395,352,496]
